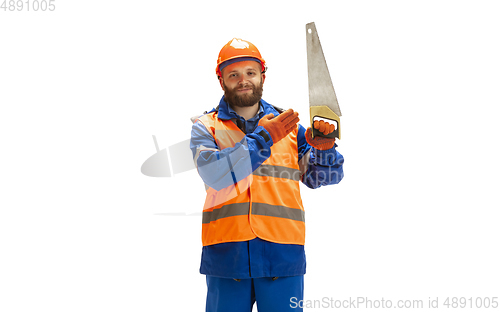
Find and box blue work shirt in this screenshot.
[190,96,344,279]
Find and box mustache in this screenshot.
[236,82,255,90]
[223,81,257,93]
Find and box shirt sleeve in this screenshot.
[297,124,344,189]
[190,120,273,191]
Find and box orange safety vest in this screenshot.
[197,111,305,246]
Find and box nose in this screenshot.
[238,74,250,85]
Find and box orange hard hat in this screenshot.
[216,38,267,77]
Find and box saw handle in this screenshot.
[310,105,341,140]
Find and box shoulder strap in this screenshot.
[204,105,219,114]
[271,104,285,114]
[192,105,219,124]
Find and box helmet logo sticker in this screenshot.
[230,39,249,49]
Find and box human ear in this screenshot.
[218,77,224,91]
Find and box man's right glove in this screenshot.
[257,109,300,145]
[305,120,336,150]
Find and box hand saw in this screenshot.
[306,22,342,139]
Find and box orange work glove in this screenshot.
[313,120,336,136]
[305,120,336,150]
[258,109,300,144]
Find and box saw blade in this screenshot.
[306,22,341,117]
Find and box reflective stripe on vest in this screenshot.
[197,111,305,246]
[253,164,302,181]
[202,201,305,224]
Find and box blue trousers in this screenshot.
[206,275,304,312]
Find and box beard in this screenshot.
[223,80,263,108]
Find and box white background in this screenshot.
[1,0,499,311]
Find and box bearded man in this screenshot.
[190,38,344,312]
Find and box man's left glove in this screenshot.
[305,120,336,150]
[257,109,300,145]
